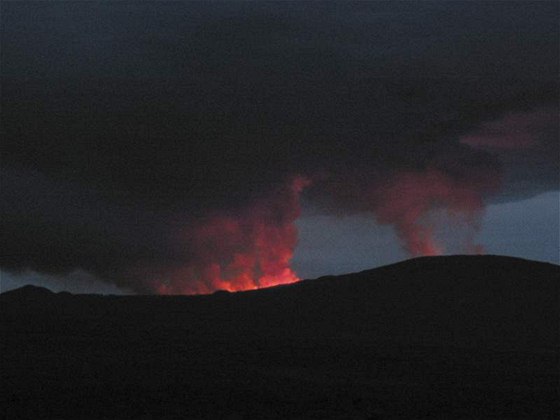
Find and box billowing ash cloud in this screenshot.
[1,2,558,293]
[151,177,310,294]
[307,142,503,256]
[373,169,498,256]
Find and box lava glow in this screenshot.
[155,177,310,294]
[150,165,498,294]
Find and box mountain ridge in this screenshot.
[2,255,558,419]
[2,254,558,298]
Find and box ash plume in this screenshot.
[372,168,500,256]
[152,177,309,294]
[1,2,557,293]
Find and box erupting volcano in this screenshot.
[154,177,310,294]
[152,166,501,294]
[2,1,557,298]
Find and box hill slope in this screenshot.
[1,255,559,419]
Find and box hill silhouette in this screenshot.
[0,284,54,299]
[1,255,558,419]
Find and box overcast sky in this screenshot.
[1,1,558,294]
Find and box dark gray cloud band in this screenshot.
[1,2,558,292]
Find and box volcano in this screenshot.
[1,255,558,419]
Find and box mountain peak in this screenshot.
[0,284,54,299]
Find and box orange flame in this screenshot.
[155,176,310,294]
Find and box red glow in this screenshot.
[374,169,498,256]
[155,177,310,294]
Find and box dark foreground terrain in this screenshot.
[1,255,559,419]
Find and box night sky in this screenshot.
[1,1,558,294]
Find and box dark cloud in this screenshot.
[1,2,558,292]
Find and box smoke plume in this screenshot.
[373,168,500,256]
[151,177,309,294]
[1,2,557,294]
